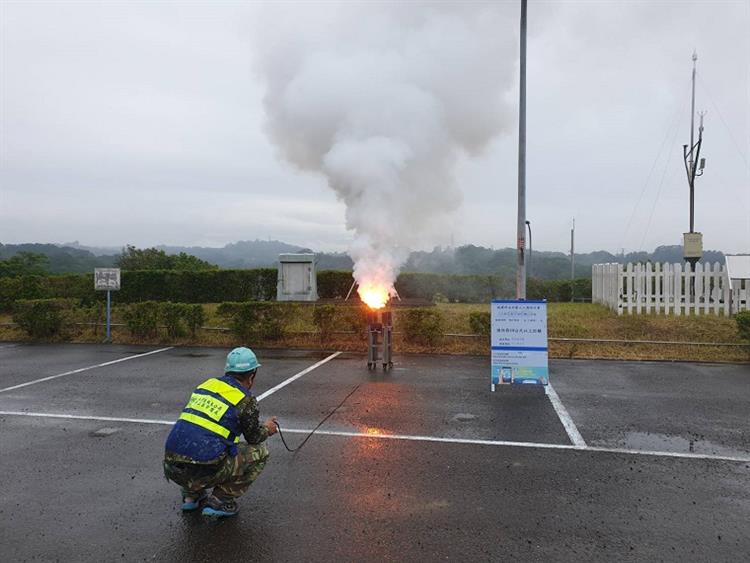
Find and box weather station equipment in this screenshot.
[682,51,707,269]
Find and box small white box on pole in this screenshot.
[683,232,703,259]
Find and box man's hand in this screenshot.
[264,416,279,436]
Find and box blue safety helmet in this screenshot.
[225,347,261,374]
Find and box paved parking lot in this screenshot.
[1,343,748,562]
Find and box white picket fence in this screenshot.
[592,262,749,315]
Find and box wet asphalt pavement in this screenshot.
[0,343,748,562]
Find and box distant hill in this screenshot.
[157,240,304,269]
[400,244,726,280]
[0,241,729,279]
[0,243,117,273]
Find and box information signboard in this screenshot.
[490,299,548,390]
[94,268,121,291]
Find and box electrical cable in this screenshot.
[639,114,684,252]
[697,73,750,172]
[274,383,361,452]
[618,79,691,254]
[636,86,693,252]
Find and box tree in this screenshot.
[115,245,217,271]
[172,252,219,271]
[0,252,50,277]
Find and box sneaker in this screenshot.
[181,491,208,512]
[201,495,239,518]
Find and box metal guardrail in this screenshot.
[548,337,750,348]
[443,333,749,347]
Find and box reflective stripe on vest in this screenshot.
[178,378,245,443]
[197,378,245,405]
[178,413,241,443]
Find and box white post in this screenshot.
[625,263,634,314]
[703,262,712,315]
[694,262,703,316]
[712,262,722,315]
[674,263,683,316]
[617,263,624,315]
[663,263,671,315]
[685,262,692,316]
[654,262,662,314]
[722,265,731,316]
[591,264,601,303]
[635,263,643,314]
[645,262,653,314]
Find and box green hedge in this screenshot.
[527,278,591,302]
[399,309,444,346]
[1,276,50,311]
[12,298,79,339]
[123,301,207,338]
[123,302,160,338]
[312,304,337,342]
[317,271,354,299]
[217,301,299,341]
[468,311,491,337]
[395,273,514,303]
[0,269,592,305]
[736,311,750,341]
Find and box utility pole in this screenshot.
[570,218,575,302]
[682,51,706,270]
[516,0,527,300]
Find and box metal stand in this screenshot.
[105,290,112,343]
[367,310,392,371]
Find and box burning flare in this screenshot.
[358,283,390,310]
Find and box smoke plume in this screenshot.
[255,2,517,301]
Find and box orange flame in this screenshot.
[358,283,390,309]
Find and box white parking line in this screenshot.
[0,347,173,394]
[256,352,341,402]
[546,383,587,447]
[0,410,171,426]
[1,410,748,463]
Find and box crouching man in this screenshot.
[163,347,277,518]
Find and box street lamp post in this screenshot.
[515,0,528,300]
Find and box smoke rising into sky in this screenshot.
[255,3,517,298]
[1,1,748,256]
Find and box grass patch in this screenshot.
[1,303,747,363]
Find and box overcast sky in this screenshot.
[1,0,748,254]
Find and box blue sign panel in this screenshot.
[490,300,548,390]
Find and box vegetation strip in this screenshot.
[2,302,747,363]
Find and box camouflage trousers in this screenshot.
[163,443,269,500]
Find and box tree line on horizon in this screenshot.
[0,241,728,280]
